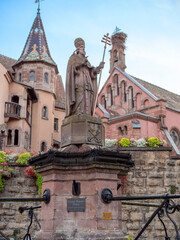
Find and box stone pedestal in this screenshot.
[29,149,134,240]
[61,115,105,147]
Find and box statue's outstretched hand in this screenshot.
[99,61,105,70]
[96,62,105,73]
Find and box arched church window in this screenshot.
[113,74,119,96]
[110,88,113,106]
[101,95,106,109]
[121,81,126,102]
[136,93,141,109]
[124,126,128,135]
[107,85,113,106]
[42,106,48,119]
[113,50,118,62]
[44,72,49,83]
[19,73,22,82]
[128,87,134,109]
[144,99,150,108]
[170,129,180,146]
[118,127,124,136]
[29,71,35,81]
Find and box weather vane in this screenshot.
[113,27,121,35]
[93,33,111,115]
[35,0,44,14]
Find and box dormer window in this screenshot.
[44,72,49,83]
[29,71,35,81]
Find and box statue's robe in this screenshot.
[65,53,97,117]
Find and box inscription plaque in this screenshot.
[67,198,86,212]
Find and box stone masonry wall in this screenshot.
[0,149,180,240]
[0,164,41,240]
[120,147,180,240]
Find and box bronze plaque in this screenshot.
[67,198,85,212]
[103,212,112,220]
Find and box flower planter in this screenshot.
[1,170,12,178]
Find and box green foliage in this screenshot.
[13,229,21,240]
[16,153,31,165]
[0,174,5,192]
[36,173,43,195]
[125,234,134,240]
[119,138,131,147]
[170,185,179,194]
[0,151,6,163]
[147,137,160,147]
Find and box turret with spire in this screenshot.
[13,3,58,94]
[11,3,61,152]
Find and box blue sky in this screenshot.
[1,0,180,94]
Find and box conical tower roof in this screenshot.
[14,11,56,68]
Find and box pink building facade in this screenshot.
[97,31,180,155]
[0,9,65,153]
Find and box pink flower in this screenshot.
[5,162,8,165]
[1,163,4,165]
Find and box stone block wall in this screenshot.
[120,147,180,240]
[0,149,180,240]
[0,164,41,239]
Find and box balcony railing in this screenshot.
[4,102,21,119]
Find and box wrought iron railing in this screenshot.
[4,102,21,119]
[101,188,180,240]
[19,205,41,240]
[0,189,50,240]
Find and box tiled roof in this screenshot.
[133,76,180,110]
[55,75,65,109]
[115,66,159,101]
[13,12,56,67]
[0,54,16,72]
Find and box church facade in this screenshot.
[97,31,180,155]
[0,10,65,153]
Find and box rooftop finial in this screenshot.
[112,27,121,35]
[35,0,43,14]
